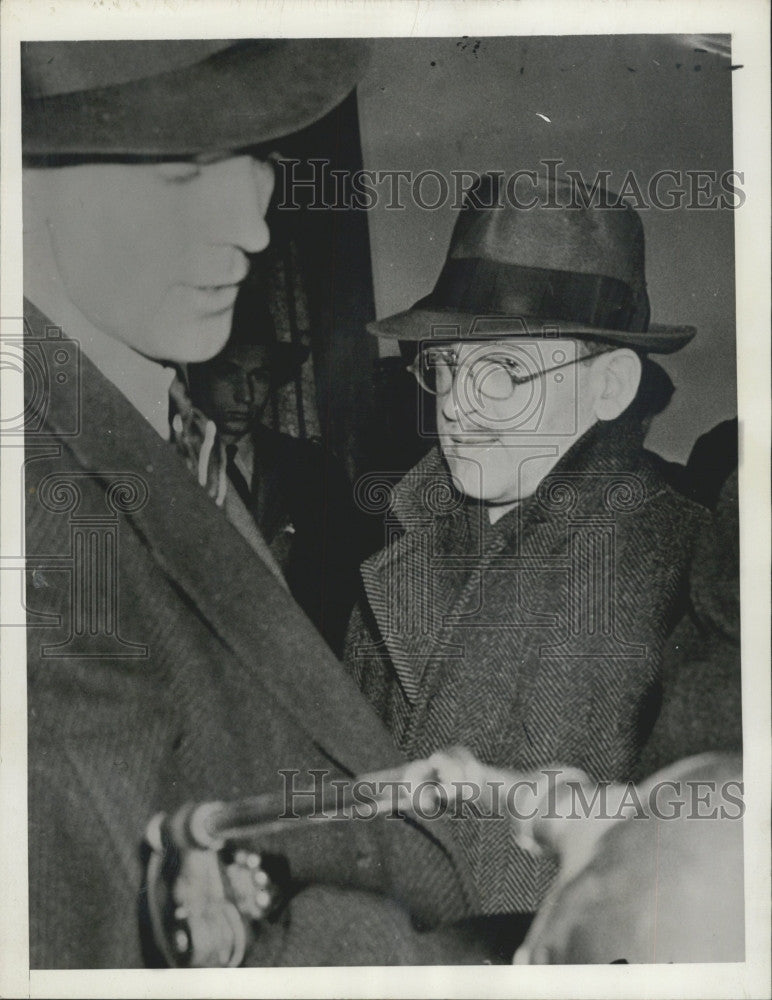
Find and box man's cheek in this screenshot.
[445,453,481,497]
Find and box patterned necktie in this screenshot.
[169,372,228,506]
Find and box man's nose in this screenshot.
[440,379,477,426]
[233,375,254,406]
[204,155,275,255]
[440,380,499,435]
[440,389,461,424]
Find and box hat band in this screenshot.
[426,258,649,332]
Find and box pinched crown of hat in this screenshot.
[22,39,368,156]
[369,173,695,354]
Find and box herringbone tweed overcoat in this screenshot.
[23,301,489,968]
[345,415,708,914]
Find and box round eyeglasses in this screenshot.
[407,343,612,401]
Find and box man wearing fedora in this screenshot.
[345,174,709,916]
[21,40,493,967]
[187,314,361,654]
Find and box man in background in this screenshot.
[188,299,361,655]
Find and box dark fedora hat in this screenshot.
[21,38,368,157]
[368,174,695,354]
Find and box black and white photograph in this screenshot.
[0,1,769,996]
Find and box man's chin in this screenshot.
[222,422,249,438]
[141,314,233,364]
[444,458,525,506]
[445,459,484,500]
[185,320,233,364]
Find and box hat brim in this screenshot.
[367,308,696,355]
[22,39,368,156]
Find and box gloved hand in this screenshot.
[144,806,283,967]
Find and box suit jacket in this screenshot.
[245,425,364,656]
[345,415,708,914]
[23,301,486,968]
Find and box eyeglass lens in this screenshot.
[419,348,527,400]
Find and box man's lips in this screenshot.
[195,280,243,293]
[187,283,241,317]
[190,257,251,290]
[448,434,499,446]
[185,261,249,293]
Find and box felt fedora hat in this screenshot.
[368,174,695,354]
[21,38,368,157]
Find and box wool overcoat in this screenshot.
[22,301,488,968]
[345,415,708,914]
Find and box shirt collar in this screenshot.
[77,326,176,440]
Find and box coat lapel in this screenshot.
[359,450,472,702]
[25,300,405,776]
[360,420,656,752]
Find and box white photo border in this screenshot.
[1,2,769,997]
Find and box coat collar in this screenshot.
[389,414,651,534]
[360,413,656,703]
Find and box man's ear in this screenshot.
[591,349,642,422]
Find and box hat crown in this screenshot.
[367,172,695,353]
[451,175,647,292]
